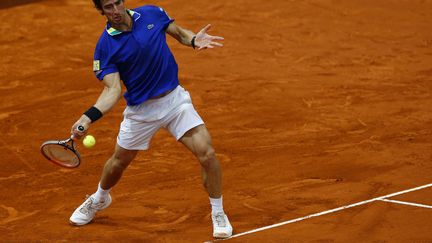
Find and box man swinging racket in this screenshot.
[69,0,233,238]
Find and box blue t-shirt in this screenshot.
[93,6,179,106]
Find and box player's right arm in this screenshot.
[93,72,122,114]
[71,72,122,139]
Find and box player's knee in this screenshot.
[198,147,217,168]
[113,160,129,172]
[109,155,131,171]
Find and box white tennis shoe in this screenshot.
[69,193,112,226]
[212,212,233,238]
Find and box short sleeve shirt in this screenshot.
[93,5,179,106]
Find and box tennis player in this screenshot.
[68,0,232,238]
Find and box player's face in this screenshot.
[100,0,126,24]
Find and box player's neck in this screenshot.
[109,12,132,32]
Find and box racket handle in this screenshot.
[77,125,85,132]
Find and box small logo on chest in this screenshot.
[147,24,154,30]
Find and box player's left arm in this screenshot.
[166,22,224,50]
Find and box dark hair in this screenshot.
[92,0,102,10]
[92,0,125,10]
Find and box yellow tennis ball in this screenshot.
[83,135,96,148]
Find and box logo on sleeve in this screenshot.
[93,60,100,71]
[147,24,154,30]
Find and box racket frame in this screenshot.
[40,137,81,168]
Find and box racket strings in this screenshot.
[41,141,80,168]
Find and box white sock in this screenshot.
[93,182,110,203]
[210,196,224,215]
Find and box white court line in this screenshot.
[379,199,432,209]
[210,183,432,242]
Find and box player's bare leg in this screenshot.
[69,145,138,226]
[100,144,138,189]
[179,124,233,238]
[179,125,221,196]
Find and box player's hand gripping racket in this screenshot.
[40,125,85,168]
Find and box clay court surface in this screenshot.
[1,0,432,242]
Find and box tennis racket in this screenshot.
[40,125,85,168]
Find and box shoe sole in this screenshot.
[213,233,232,239]
[69,220,88,226]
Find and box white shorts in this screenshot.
[117,85,204,150]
